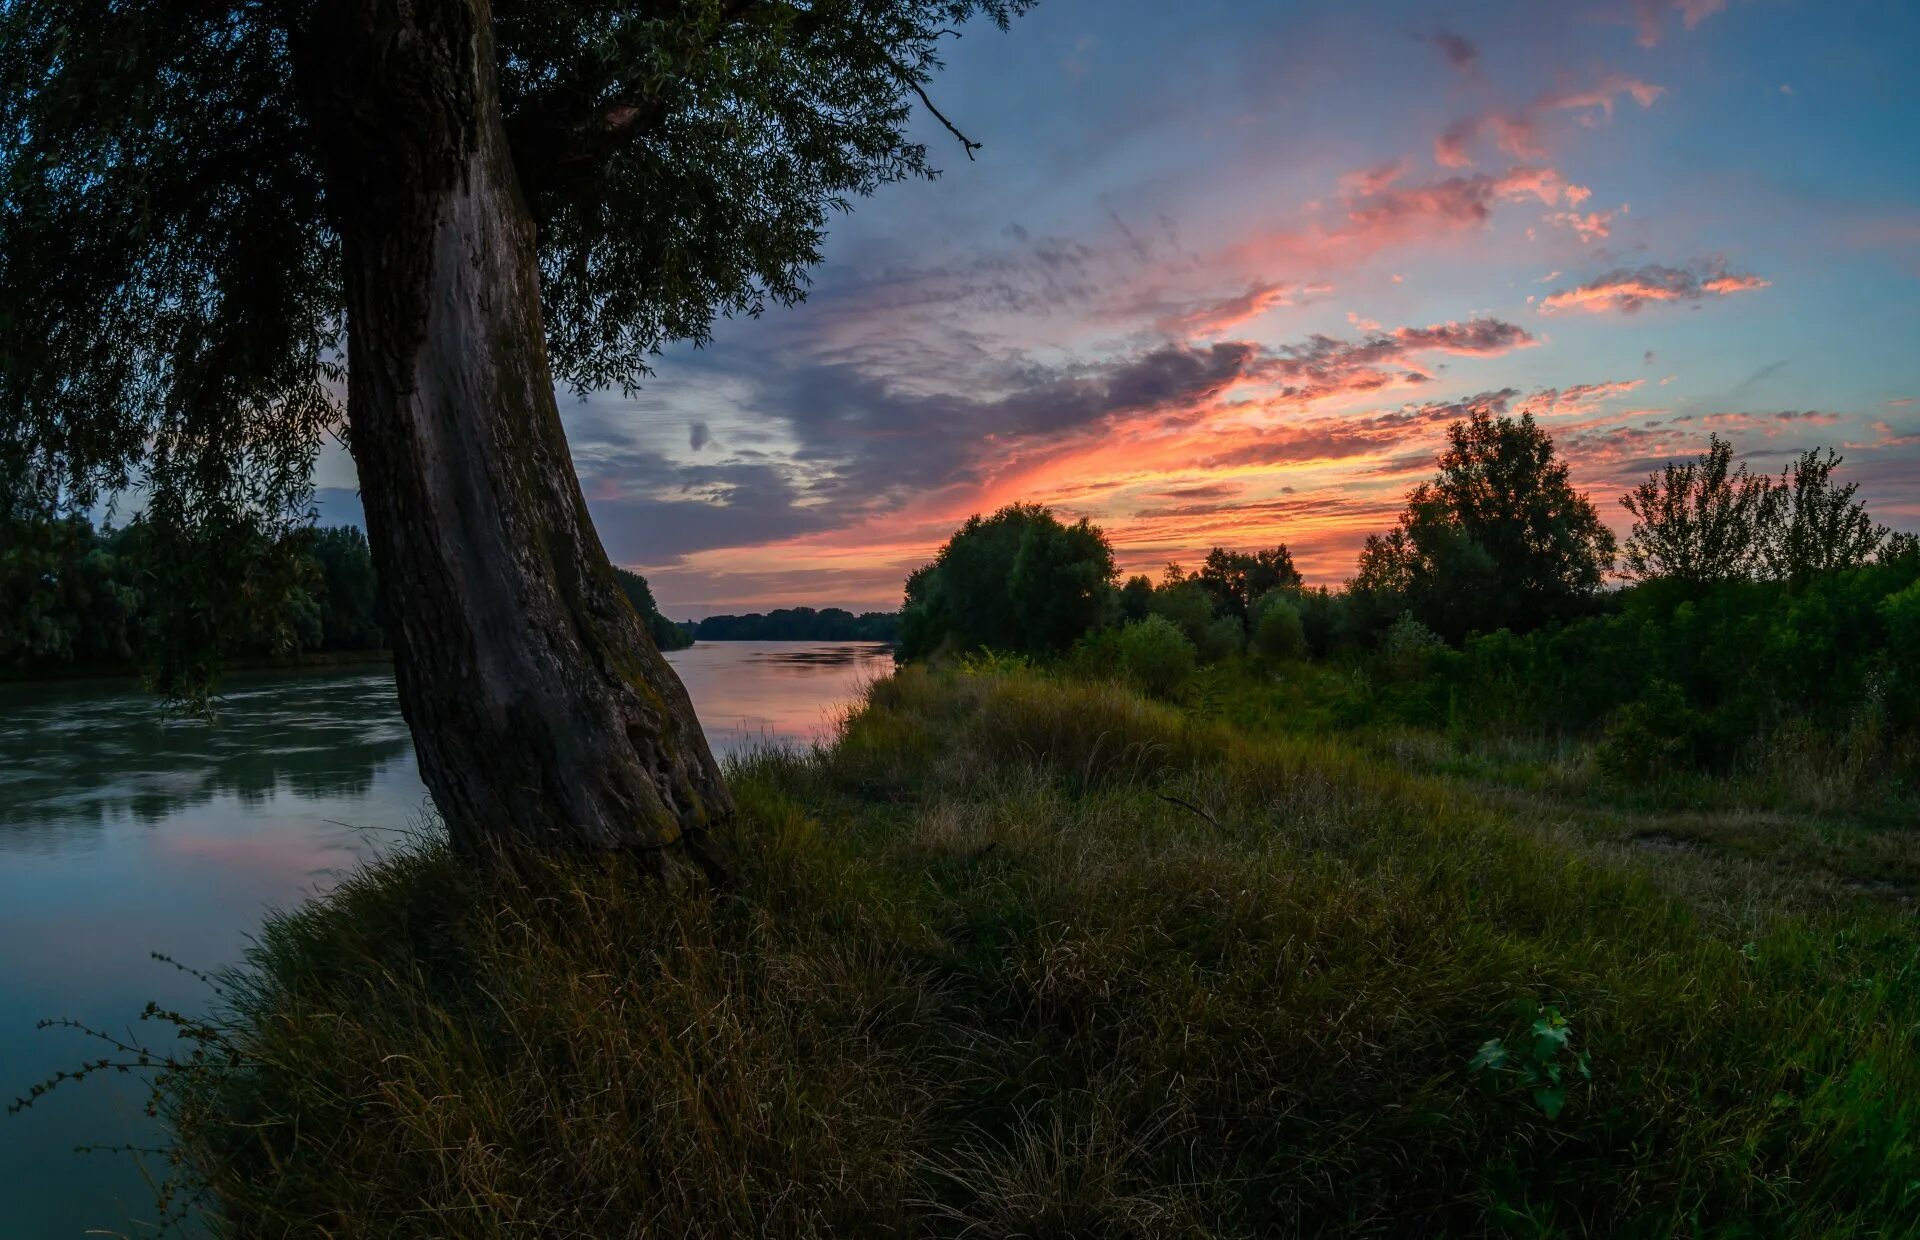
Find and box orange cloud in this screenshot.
[1540,260,1769,314]
[1547,209,1615,241]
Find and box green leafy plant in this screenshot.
[954,648,1033,677]
[1468,1004,1593,1119]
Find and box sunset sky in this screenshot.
[322,0,1920,616]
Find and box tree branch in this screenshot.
[907,78,981,159]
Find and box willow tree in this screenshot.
[0,0,1027,868]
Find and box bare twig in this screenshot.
[907,79,982,159]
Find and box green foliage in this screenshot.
[899,504,1117,661]
[1619,433,1773,584]
[1192,545,1301,622]
[1196,614,1245,664]
[1468,1005,1593,1121]
[1146,580,1216,646]
[1419,552,1920,779]
[1251,593,1306,661]
[1362,410,1615,642]
[0,514,141,665]
[1117,574,1155,624]
[953,648,1033,677]
[1596,679,1702,781]
[1117,614,1196,698]
[310,527,385,651]
[1762,447,1888,585]
[0,515,386,683]
[1380,612,1445,681]
[1619,437,1887,589]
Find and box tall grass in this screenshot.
[156,665,1920,1235]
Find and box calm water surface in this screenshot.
[0,641,893,1237]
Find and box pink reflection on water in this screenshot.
[665,641,896,758]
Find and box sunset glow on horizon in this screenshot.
[317,0,1920,616]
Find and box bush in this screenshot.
[1118,615,1196,698]
[1252,594,1306,661]
[1147,581,1214,645]
[1379,612,1444,681]
[1196,615,1244,664]
[1596,679,1701,780]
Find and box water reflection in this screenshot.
[0,673,414,846]
[668,641,895,757]
[0,644,891,1236]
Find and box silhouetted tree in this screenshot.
[899,504,1116,660]
[1761,447,1886,586]
[2,0,1030,859]
[1118,575,1156,624]
[1619,434,1772,584]
[1363,411,1614,642]
[1193,546,1302,624]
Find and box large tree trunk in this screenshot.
[293,0,730,873]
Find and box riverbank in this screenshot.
[151,665,1920,1234]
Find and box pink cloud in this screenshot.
[1437,77,1664,169]
[1632,0,1730,47]
[1548,209,1615,241]
[1540,260,1769,314]
[1159,280,1325,337]
[1337,159,1407,197]
[1525,379,1646,415]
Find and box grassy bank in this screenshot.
[155,666,1920,1235]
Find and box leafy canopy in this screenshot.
[0,0,1030,525]
[1619,436,1886,588]
[899,503,1117,660]
[1353,411,1614,642]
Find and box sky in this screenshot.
[319,0,1920,617]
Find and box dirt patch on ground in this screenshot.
[1633,830,1706,855]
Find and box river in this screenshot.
[0,641,895,1237]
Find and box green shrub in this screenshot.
[1379,612,1444,680]
[1251,594,1306,661]
[1196,615,1244,664]
[1596,679,1700,780]
[1147,580,1214,646]
[1118,615,1196,697]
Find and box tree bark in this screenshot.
[293,0,730,873]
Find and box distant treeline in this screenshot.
[898,418,1920,791]
[1,517,693,674]
[2,517,386,675]
[684,607,900,642]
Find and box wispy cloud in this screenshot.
[1630,0,1731,48]
[1540,259,1770,314]
[1436,76,1665,169]
[1418,28,1480,78]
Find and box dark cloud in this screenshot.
[1420,29,1479,75]
[574,315,1535,568]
